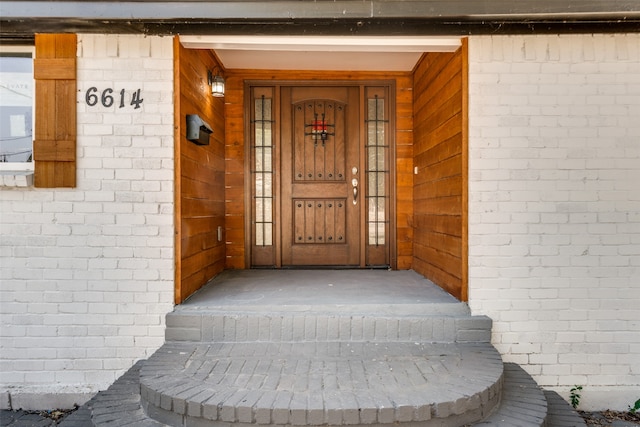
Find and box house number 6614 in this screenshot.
[85,87,144,109]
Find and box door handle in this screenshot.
[352,178,358,205]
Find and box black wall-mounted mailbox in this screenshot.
[186,114,213,146]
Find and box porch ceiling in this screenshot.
[180,35,461,71]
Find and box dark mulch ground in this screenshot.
[33,408,77,423]
[30,409,640,426]
[0,407,77,426]
[4,407,640,426]
[580,410,640,426]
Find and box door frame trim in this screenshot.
[244,79,397,269]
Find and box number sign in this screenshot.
[85,87,143,109]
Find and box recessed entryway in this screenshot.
[174,36,468,302]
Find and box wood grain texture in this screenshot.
[224,70,412,269]
[176,57,468,295]
[33,58,76,80]
[34,34,77,188]
[412,41,468,301]
[33,139,75,161]
[460,38,469,302]
[174,38,226,303]
[173,37,183,306]
[395,75,414,270]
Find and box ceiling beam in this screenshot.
[2,0,639,20]
[1,0,639,38]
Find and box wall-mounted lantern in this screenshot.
[186,114,213,145]
[208,68,225,98]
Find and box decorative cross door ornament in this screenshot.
[305,112,335,145]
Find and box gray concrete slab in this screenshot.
[183,270,458,306]
[178,269,466,316]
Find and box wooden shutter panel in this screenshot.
[34,34,77,188]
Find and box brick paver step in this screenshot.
[139,341,503,427]
[473,363,547,426]
[543,390,587,427]
[42,357,590,427]
[165,311,493,344]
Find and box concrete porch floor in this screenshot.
[179,269,463,315]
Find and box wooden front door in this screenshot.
[281,86,360,266]
[248,83,392,268]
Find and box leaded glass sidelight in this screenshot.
[252,93,274,246]
[366,92,389,246]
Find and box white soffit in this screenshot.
[180,36,462,71]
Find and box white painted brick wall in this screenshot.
[468,33,640,410]
[0,34,174,409]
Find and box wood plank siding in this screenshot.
[174,38,226,303]
[34,34,77,188]
[223,71,413,270]
[174,45,469,301]
[412,40,468,301]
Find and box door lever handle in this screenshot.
[352,178,358,205]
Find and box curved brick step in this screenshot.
[62,358,574,427]
[140,341,503,427]
[543,390,587,427]
[58,361,164,427]
[473,363,548,426]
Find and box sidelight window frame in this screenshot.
[245,81,396,269]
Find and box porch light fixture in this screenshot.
[208,68,225,97]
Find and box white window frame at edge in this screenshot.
[0,45,35,172]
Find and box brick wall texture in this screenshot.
[1,33,638,411]
[467,34,640,409]
[0,35,175,402]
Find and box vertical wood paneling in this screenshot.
[174,39,226,303]
[223,77,246,269]
[395,75,414,270]
[34,34,77,188]
[460,39,469,302]
[224,71,412,269]
[412,42,468,301]
[173,37,183,305]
